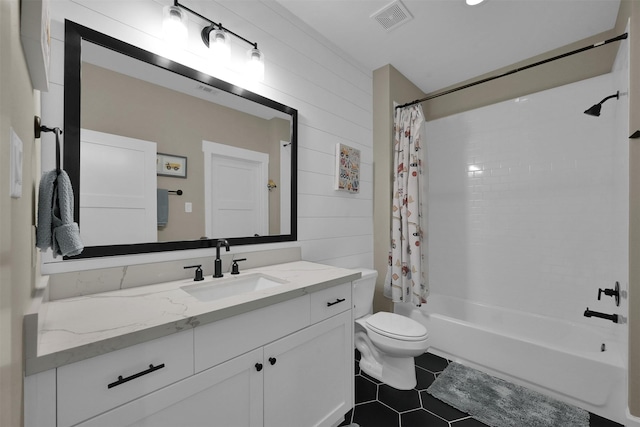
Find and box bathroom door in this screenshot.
[202,140,269,239]
[80,129,158,246]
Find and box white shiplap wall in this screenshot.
[42,0,373,272]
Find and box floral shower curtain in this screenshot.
[384,104,428,306]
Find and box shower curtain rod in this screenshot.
[395,32,628,110]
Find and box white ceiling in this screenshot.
[275,0,621,94]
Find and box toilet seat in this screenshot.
[365,312,428,341]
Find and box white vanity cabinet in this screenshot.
[27,280,354,427]
[263,310,353,427]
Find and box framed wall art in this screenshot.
[335,143,360,193]
[157,153,187,178]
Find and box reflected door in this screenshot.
[280,141,291,234]
[80,129,157,245]
[203,141,269,239]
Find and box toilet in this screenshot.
[352,268,429,390]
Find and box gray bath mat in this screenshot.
[427,362,590,427]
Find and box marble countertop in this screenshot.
[24,261,360,375]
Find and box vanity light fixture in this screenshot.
[207,27,231,65]
[163,1,265,81]
[162,5,188,46]
[246,47,265,82]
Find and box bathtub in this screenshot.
[395,294,627,425]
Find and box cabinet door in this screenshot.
[263,310,353,427]
[78,348,264,427]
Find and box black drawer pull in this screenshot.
[269,357,277,365]
[327,298,346,307]
[255,363,263,372]
[107,363,165,389]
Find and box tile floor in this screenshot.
[339,351,623,427]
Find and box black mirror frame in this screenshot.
[63,20,297,259]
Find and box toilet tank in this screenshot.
[352,268,379,319]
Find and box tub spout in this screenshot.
[584,308,619,324]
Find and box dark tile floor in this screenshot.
[339,351,623,427]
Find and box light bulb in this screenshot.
[245,47,265,82]
[163,5,188,46]
[209,28,231,65]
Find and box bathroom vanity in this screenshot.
[24,261,359,427]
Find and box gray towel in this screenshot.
[157,188,169,227]
[35,171,56,250]
[36,170,84,258]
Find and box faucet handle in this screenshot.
[184,265,204,281]
[597,282,621,306]
[230,258,247,275]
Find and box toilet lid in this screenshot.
[365,312,428,341]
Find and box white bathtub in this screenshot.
[395,294,627,425]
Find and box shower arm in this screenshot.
[597,92,619,105]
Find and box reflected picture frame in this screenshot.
[157,153,187,178]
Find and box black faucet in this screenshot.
[214,239,230,278]
[584,308,619,323]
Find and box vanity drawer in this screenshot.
[57,329,194,427]
[310,282,352,324]
[195,295,310,373]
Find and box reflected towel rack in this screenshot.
[169,190,183,195]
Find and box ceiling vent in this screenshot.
[371,0,413,32]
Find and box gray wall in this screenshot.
[0,1,40,425]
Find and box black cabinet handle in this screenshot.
[327,298,346,307]
[255,363,263,372]
[269,357,277,365]
[107,363,165,389]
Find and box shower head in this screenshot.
[584,91,619,117]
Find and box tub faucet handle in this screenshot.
[597,281,620,306]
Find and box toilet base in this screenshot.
[359,354,417,390]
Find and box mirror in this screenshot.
[63,20,297,258]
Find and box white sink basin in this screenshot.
[181,273,288,302]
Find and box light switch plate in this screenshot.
[185,202,192,213]
[10,128,23,199]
